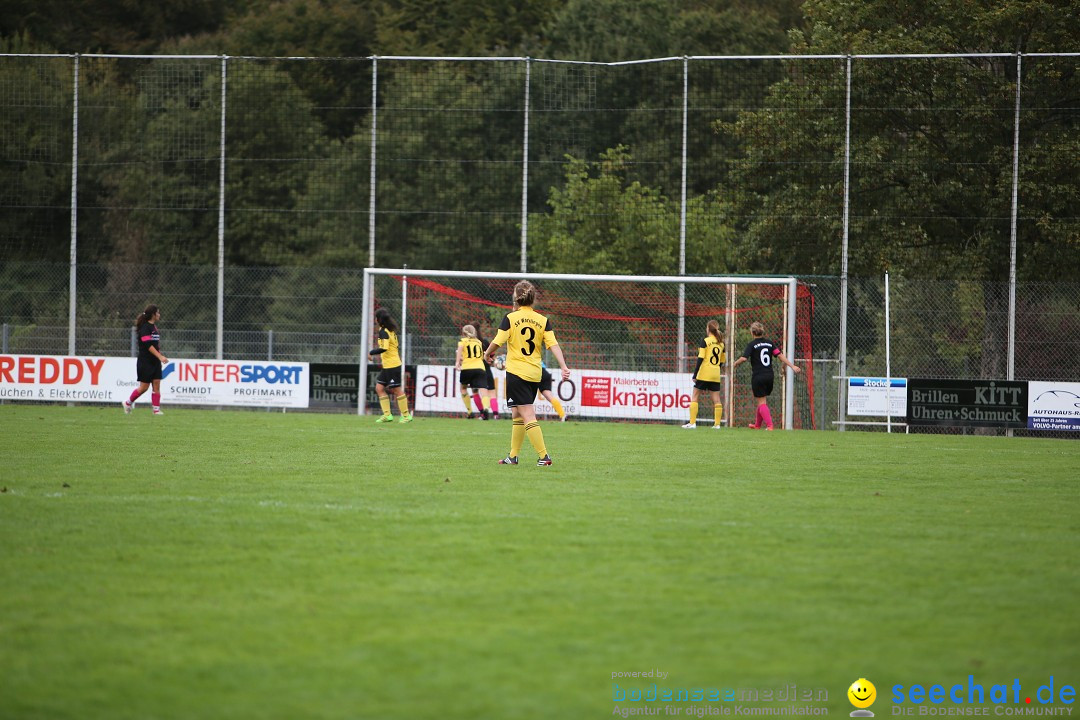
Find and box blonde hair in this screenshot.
[461,324,477,338]
[750,321,765,337]
[513,280,536,307]
[706,319,723,343]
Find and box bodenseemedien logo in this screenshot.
[849,678,877,717]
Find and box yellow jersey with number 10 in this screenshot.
[493,306,558,383]
[458,337,485,370]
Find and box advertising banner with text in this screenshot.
[413,364,697,421]
[0,355,309,409]
[906,378,1027,428]
[1027,381,1080,431]
[847,377,908,417]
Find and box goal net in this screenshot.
[360,269,815,430]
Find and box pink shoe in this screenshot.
[747,423,758,429]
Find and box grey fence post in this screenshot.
[68,54,79,357]
[130,326,136,357]
[520,57,531,273]
[838,55,853,431]
[268,329,273,360]
[216,55,228,361]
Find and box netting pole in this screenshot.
[885,271,892,433]
[838,55,853,431]
[1007,52,1021,384]
[520,58,531,273]
[216,56,228,360]
[68,54,79,356]
[725,283,736,425]
[785,277,798,430]
[676,57,689,373]
[358,269,374,416]
[368,58,379,267]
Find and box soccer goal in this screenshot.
[359,269,815,430]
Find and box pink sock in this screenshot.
[760,405,773,429]
[151,393,161,407]
[128,389,142,403]
[472,393,484,412]
[490,398,499,415]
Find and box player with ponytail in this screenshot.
[122,304,169,415]
[682,319,726,429]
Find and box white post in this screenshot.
[838,55,853,431]
[677,57,689,373]
[1008,52,1022,383]
[358,270,374,415]
[726,283,736,425]
[216,56,228,360]
[784,278,797,429]
[520,58,531,273]
[368,58,379,267]
[885,271,892,433]
[400,265,409,366]
[68,54,79,356]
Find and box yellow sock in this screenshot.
[396,394,410,417]
[550,397,564,420]
[688,401,699,424]
[379,396,391,416]
[714,406,723,427]
[461,392,473,414]
[510,419,526,457]
[524,421,547,458]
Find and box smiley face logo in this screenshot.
[848,678,877,710]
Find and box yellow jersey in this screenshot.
[695,335,726,383]
[458,337,485,370]
[376,328,401,369]
[493,306,558,382]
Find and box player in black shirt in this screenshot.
[731,321,800,430]
[123,304,169,415]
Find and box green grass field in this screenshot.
[1,405,1077,720]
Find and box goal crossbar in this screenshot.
[359,268,800,429]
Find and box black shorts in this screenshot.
[751,374,774,398]
[539,369,553,394]
[459,368,488,390]
[694,379,721,393]
[137,359,162,383]
[504,372,540,408]
[484,362,495,388]
[376,366,402,389]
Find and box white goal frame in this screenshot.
[359,268,800,429]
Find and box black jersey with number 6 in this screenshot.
[742,338,780,377]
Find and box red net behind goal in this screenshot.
[369,274,816,429]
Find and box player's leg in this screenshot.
[518,404,551,465]
[375,382,393,421]
[393,384,412,423]
[125,380,150,412]
[151,379,163,414]
[459,383,474,418]
[683,387,701,428]
[711,390,723,428]
[542,390,565,421]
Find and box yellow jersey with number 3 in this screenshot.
[695,335,726,383]
[458,337,485,370]
[493,306,558,382]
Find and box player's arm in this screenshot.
[775,350,802,374]
[693,340,705,377]
[368,329,388,359]
[150,346,168,364]
[454,344,463,371]
[731,356,746,369]
[484,317,510,364]
[548,343,571,381]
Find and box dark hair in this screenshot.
[513,280,536,307]
[374,307,399,333]
[134,305,159,327]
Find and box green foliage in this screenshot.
[530,146,733,275]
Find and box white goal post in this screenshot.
[359,268,801,429]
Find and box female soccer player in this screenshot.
[455,324,490,419]
[123,304,169,415]
[682,319,725,429]
[369,307,413,424]
[731,321,801,430]
[484,281,570,466]
[475,319,500,420]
